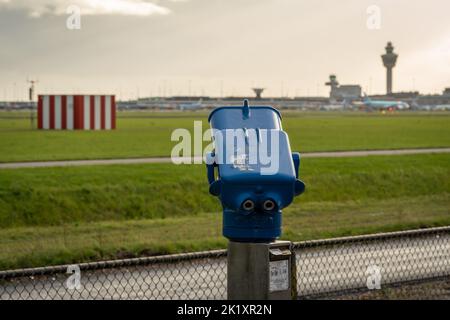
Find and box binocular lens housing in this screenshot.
[241,199,277,213]
[263,199,276,212]
[242,199,255,211]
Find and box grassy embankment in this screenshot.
[0,153,448,270]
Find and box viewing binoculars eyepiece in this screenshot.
[206,100,305,242]
[241,198,277,213]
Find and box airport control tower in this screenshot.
[381,42,398,95]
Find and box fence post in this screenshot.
[227,240,294,300]
[291,243,298,299]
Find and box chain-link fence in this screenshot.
[294,226,449,299]
[0,226,448,300]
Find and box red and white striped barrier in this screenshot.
[37,95,116,130]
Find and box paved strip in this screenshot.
[1,147,449,169]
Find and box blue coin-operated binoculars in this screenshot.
[206,100,305,242]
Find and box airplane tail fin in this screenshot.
[342,98,348,107]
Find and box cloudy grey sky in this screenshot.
[1,0,449,100]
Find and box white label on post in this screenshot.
[269,259,289,292]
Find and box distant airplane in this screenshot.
[432,104,450,111]
[178,99,203,111]
[0,102,34,110]
[409,96,450,111]
[362,94,409,111]
[321,99,353,111]
[321,103,344,111]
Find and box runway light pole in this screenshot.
[27,78,38,129]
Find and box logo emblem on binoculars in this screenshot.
[231,153,254,172]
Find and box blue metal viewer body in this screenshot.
[206,100,305,242]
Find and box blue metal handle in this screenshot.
[207,162,216,185]
[292,152,300,178]
[292,152,305,195]
[206,152,216,184]
[206,152,221,196]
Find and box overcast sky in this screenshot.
[1,0,449,100]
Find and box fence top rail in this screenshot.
[0,226,448,279]
[0,249,227,279]
[292,225,450,249]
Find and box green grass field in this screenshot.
[0,153,448,270]
[0,111,449,162]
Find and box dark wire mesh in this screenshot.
[0,227,448,300]
[293,226,450,299]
